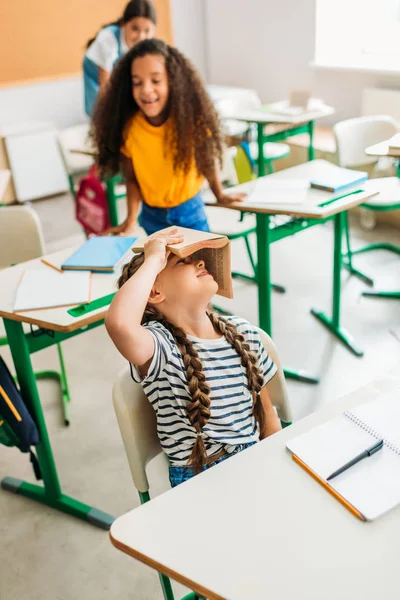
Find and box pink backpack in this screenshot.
[75,166,111,235]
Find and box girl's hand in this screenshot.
[99,218,137,237]
[144,228,185,272]
[216,191,247,204]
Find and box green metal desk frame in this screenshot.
[256,121,315,177]
[256,210,364,375]
[1,317,115,530]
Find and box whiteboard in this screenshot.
[5,125,69,202]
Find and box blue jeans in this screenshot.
[169,442,256,488]
[139,192,210,236]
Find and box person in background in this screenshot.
[92,39,245,236]
[83,0,156,117]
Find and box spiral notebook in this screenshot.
[287,392,400,521]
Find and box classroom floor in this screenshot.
[1,192,399,600]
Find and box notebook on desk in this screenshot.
[310,167,368,193]
[287,392,400,521]
[62,236,137,272]
[14,269,92,312]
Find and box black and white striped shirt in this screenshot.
[130,316,277,466]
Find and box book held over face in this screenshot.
[132,227,233,299]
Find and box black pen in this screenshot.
[326,439,384,482]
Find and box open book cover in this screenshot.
[287,392,400,521]
[132,226,233,299]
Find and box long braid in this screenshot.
[143,306,212,472]
[207,312,266,435]
[118,255,212,471]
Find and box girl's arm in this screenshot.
[207,164,247,204]
[98,67,111,92]
[100,155,142,236]
[105,229,184,367]
[259,386,282,439]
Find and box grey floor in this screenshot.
[0,191,399,600]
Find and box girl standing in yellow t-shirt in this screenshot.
[92,38,245,235]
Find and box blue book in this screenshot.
[310,168,368,193]
[62,236,137,272]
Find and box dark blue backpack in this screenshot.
[0,356,41,479]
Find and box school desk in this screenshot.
[0,248,119,529]
[207,160,378,381]
[221,100,335,177]
[110,375,400,600]
[364,140,400,300]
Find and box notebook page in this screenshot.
[287,415,375,480]
[332,446,400,521]
[346,392,400,450]
[14,269,91,311]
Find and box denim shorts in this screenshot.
[139,192,210,236]
[169,442,256,488]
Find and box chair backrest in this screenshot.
[0,205,45,268]
[112,325,292,494]
[57,124,94,176]
[333,115,399,168]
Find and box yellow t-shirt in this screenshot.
[120,112,204,208]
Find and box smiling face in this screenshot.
[131,54,169,125]
[122,17,155,49]
[152,254,218,307]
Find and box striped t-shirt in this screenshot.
[130,316,277,466]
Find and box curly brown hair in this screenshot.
[91,38,224,179]
[117,253,265,473]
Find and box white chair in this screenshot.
[112,326,292,600]
[0,205,71,425]
[333,115,400,286]
[214,95,290,173]
[57,124,94,196]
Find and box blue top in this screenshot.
[83,24,127,117]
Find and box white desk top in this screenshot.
[110,375,400,600]
[0,169,11,202]
[223,99,334,125]
[365,140,400,158]
[208,160,378,218]
[0,247,122,332]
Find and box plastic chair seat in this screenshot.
[362,177,400,210]
[249,141,290,160]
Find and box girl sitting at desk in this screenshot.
[83,0,156,117]
[92,38,245,236]
[105,228,281,487]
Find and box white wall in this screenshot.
[170,0,207,78]
[205,0,400,124]
[0,76,87,132]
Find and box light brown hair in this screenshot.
[118,254,265,472]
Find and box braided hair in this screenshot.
[118,254,265,472]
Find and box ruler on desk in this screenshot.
[68,293,115,317]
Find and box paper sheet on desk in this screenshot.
[245,178,316,205]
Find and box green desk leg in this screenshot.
[361,290,400,300]
[257,122,266,177]
[308,120,315,161]
[256,214,319,384]
[105,177,119,227]
[311,212,364,356]
[1,319,115,530]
